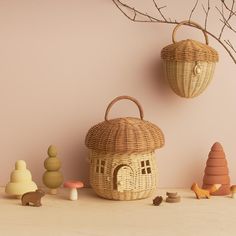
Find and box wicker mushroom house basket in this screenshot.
[161,21,219,98]
[85,96,165,200]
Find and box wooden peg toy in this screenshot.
[5,160,37,199]
[21,189,45,207]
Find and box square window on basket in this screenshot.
[85,96,165,201]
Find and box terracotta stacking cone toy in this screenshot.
[202,142,231,196]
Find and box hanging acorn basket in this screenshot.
[161,20,219,98]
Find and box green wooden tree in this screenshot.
[43,145,63,194]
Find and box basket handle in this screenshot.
[172,20,209,45]
[105,95,144,121]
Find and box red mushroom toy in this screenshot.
[63,181,84,201]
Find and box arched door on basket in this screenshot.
[113,164,134,192]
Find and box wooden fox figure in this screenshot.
[191,183,211,199]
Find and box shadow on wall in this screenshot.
[77,146,90,187]
[62,143,90,187]
[181,152,204,188]
[147,57,176,101]
[187,159,204,188]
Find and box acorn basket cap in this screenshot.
[161,21,219,62]
[85,96,165,153]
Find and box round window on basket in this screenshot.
[85,96,165,201]
[161,20,219,98]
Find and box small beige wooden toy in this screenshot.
[43,145,63,194]
[5,160,37,199]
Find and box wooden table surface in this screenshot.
[0,187,235,236]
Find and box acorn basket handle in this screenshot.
[172,20,209,45]
[105,95,144,121]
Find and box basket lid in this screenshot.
[85,96,165,153]
[161,21,219,62]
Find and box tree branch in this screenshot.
[112,0,162,23]
[153,0,167,21]
[112,0,236,64]
[202,0,210,30]
[225,39,236,53]
[221,0,236,16]
[219,0,235,39]
[216,5,236,34]
[189,0,199,22]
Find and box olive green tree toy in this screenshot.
[5,160,37,199]
[43,145,63,194]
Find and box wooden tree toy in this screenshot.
[43,145,63,194]
[202,142,231,196]
[5,160,37,199]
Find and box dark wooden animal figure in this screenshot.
[153,196,163,206]
[21,189,45,207]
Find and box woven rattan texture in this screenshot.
[163,61,216,98]
[85,117,164,153]
[161,39,219,62]
[89,150,157,200]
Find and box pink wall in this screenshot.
[0,0,235,188]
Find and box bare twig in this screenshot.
[112,0,236,64]
[202,0,210,30]
[153,0,167,21]
[112,0,161,23]
[216,6,236,33]
[133,10,137,21]
[227,24,236,33]
[216,6,226,23]
[221,0,236,16]
[219,0,235,39]
[189,0,199,22]
[225,39,236,53]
